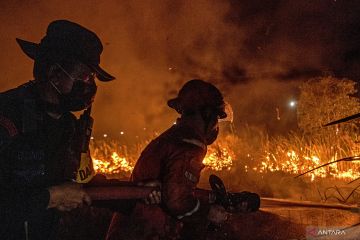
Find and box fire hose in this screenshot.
[84,174,261,213]
[84,175,359,213]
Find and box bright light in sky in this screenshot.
[289,101,296,107]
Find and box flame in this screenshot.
[90,138,234,175]
[90,140,135,176]
[89,136,360,181]
[259,150,360,181]
[203,145,234,171]
[92,152,134,174]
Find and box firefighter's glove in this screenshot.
[207,204,230,225]
[228,191,260,213]
[47,182,91,211]
[138,180,161,205]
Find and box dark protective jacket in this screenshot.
[0,82,78,240]
[106,121,211,240]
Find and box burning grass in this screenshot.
[89,125,360,202]
[259,131,360,182]
[89,139,146,178]
[89,134,236,177]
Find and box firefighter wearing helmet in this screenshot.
[0,20,115,239]
[167,79,227,145]
[106,79,230,240]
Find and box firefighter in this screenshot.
[0,20,115,239]
[106,79,231,240]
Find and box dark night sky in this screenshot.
[0,0,359,137]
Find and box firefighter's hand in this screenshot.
[207,204,230,225]
[138,180,161,205]
[47,182,91,211]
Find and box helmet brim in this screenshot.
[89,64,115,82]
[16,38,38,60]
[167,98,181,114]
[16,38,115,82]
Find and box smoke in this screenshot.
[0,0,359,138]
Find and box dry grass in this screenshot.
[89,125,360,202]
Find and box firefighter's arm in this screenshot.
[162,154,209,221]
[0,121,89,215]
[0,158,89,215]
[162,152,230,225]
[132,138,165,204]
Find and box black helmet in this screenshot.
[168,79,227,119]
[16,20,115,82]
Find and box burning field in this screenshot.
[90,135,235,176]
[90,132,360,183]
[89,127,360,201]
[2,1,360,239]
[87,77,360,209]
[73,76,360,239]
[57,124,360,240]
